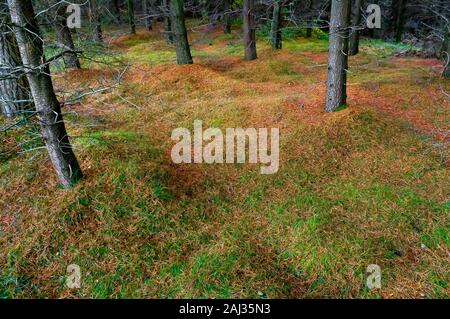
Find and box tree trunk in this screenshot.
[90,0,103,43]
[243,0,257,60]
[349,0,362,56]
[127,0,136,34]
[306,0,314,38]
[162,0,173,44]
[144,0,153,31]
[55,5,81,69]
[443,27,450,79]
[394,0,407,42]
[7,0,83,188]
[0,0,32,117]
[325,0,351,112]
[223,0,231,34]
[170,0,193,64]
[271,0,282,50]
[112,0,121,24]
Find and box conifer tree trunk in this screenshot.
[0,0,32,117]
[306,0,314,38]
[325,0,351,112]
[55,4,81,69]
[243,0,257,60]
[170,0,193,64]
[112,0,121,24]
[90,0,103,43]
[144,0,153,31]
[7,0,83,188]
[443,27,450,79]
[349,0,362,56]
[223,0,232,34]
[394,0,407,42]
[271,0,282,50]
[127,0,136,34]
[162,0,173,44]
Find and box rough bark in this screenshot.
[163,0,173,44]
[127,0,136,34]
[325,0,351,112]
[349,0,362,56]
[170,0,193,64]
[271,0,282,50]
[55,5,81,69]
[0,0,32,117]
[243,0,257,60]
[7,0,83,187]
[90,0,103,43]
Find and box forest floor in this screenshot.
[0,23,449,298]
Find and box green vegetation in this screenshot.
[0,25,448,299]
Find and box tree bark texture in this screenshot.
[0,0,32,117]
[325,0,351,112]
[7,0,83,187]
[349,0,362,56]
[271,0,282,50]
[243,0,257,60]
[170,0,193,64]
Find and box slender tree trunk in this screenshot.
[162,0,173,44]
[223,0,231,34]
[170,0,193,64]
[341,0,351,105]
[112,0,122,24]
[243,0,257,60]
[394,0,406,42]
[55,5,81,69]
[271,0,282,50]
[144,0,153,31]
[306,0,314,38]
[442,27,450,78]
[7,0,83,187]
[90,0,103,43]
[325,0,351,112]
[127,0,136,34]
[349,0,362,56]
[0,0,32,117]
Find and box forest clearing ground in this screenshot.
[0,24,449,298]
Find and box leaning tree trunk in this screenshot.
[127,0,136,34]
[90,0,103,43]
[7,0,83,188]
[349,0,362,56]
[162,0,173,44]
[222,0,231,34]
[243,0,257,60]
[443,27,450,79]
[55,5,80,69]
[271,0,283,50]
[144,0,153,31]
[0,0,32,117]
[170,0,193,64]
[325,0,351,112]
